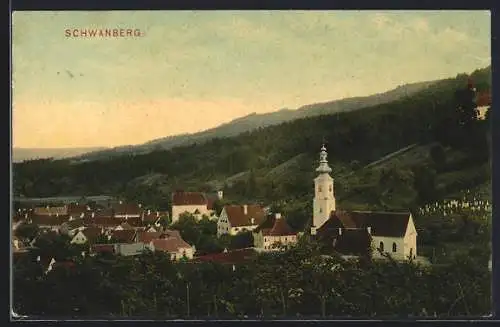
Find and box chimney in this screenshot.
[156,211,160,217]
[217,190,224,200]
[80,212,85,218]
[338,228,342,235]
[251,218,255,225]
[91,212,95,218]
[275,213,281,219]
[148,209,151,215]
[311,226,317,235]
[243,205,248,215]
[119,200,123,205]
[367,226,372,234]
[138,204,142,208]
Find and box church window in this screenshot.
[318,186,322,192]
[379,241,384,252]
[392,243,397,252]
[319,208,322,213]
[329,185,332,192]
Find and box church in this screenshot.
[310,145,418,261]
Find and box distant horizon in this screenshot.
[11,68,487,150]
[13,11,491,149]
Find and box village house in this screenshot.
[66,203,92,220]
[217,204,266,237]
[253,212,298,251]
[309,145,418,261]
[30,214,70,231]
[171,190,222,223]
[109,229,137,243]
[142,209,167,227]
[150,237,195,260]
[59,218,86,237]
[71,227,103,245]
[475,90,491,119]
[33,205,68,216]
[112,202,143,219]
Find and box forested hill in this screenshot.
[77,79,437,161]
[13,66,491,219]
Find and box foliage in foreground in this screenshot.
[13,238,491,319]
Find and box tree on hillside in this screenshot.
[429,144,447,171]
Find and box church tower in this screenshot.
[312,144,336,230]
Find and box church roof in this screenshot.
[318,210,410,238]
[224,204,266,227]
[172,191,208,206]
[333,229,372,256]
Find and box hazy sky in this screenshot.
[12,10,491,148]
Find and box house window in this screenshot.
[392,243,397,252]
[379,241,384,252]
[235,228,239,232]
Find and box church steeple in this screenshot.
[316,144,332,174]
[312,144,336,231]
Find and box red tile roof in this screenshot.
[476,91,491,107]
[92,244,115,254]
[318,210,410,238]
[31,214,69,226]
[254,214,296,236]
[142,211,161,223]
[172,191,208,206]
[136,229,181,243]
[67,203,89,215]
[33,206,68,216]
[84,216,123,228]
[113,203,142,216]
[224,205,266,227]
[111,230,136,243]
[195,248,257,264]
[81,227,103,243]
[117,222,134,230]
[125,217,143,227]
[151,238,191,253]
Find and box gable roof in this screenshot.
[142,211,161,224]
[33,206,68,216]
[117,222,134,230]
[91,244,115,254]
[81,227,103,243]
[333,229,372,256]
[84,216,123,228]
[136,229,182,243]
[31,214,69,226]
[125,217,143,227]
[113,203,142,216]
[195,248,257,264]
[67,203,89,215]
[254,214,296,236]
[476,91,491,107]
[172,191,208,206]
[320,210,410,238]
[111,230,136,243]
[151,238,192,253]
[62,218,86,230]
[224,205,266,227]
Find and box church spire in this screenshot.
[316,144,332,174]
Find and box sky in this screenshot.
[12,10,491,148]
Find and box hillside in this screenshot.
[12,147,108,163]
[76,80,437,161]
[13,66,491,230]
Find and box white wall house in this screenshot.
[171,191,217,223]
[217,204,266,237]
[253,213,298,251]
